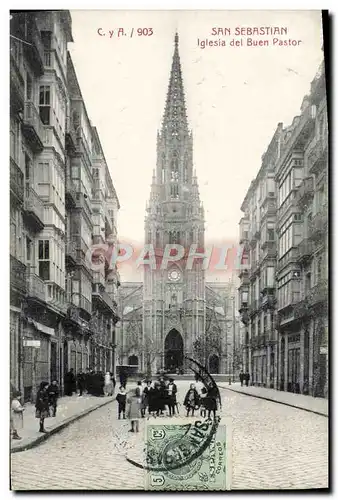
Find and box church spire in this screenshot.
[161,33,189,135]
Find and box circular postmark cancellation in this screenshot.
[126,357,222,472]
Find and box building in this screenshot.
[116,34,236,376]
[10,11,120,400]
[238,60,328,397]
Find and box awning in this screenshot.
[33,321,55,336]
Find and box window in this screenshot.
[39,86,51,125]
[317,257,322,282]
[41,31,52,50]
[26,237,32,262]
[38,240,50,280]
[38,162,49,183]
[26,73,33,101]
[267,229,275,241]
[171,184,179,199]
[305,272,312,294]
[10,118,19,161]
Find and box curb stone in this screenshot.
[219,385,328,417]
[11,396,116,454]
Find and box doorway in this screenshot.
[164,329,184,372]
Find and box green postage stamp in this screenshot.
[144,417,232,491]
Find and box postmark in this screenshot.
[145,420,231,491]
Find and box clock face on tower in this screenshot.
[168,269,181,282]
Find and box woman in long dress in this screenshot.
[104,372,113,396]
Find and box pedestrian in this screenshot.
[149,382,161,417]
[200,387,207,418]
[104,371,113,396]
[127,387,141,433]
[158,378,167,416]
[245,372,250,387]
[167,378,178,416]
[47,380,59,417]
[77,369,85,397]
[239,371,244,387]
[205,386,218,419]
[116,386,127,419]
[143,380,152,416]
[35,381,50,433]
[184,383,199,417]
[98,371,105,396]
[110,372,116,393]
[64,368,76,396]
[11,391,24,440]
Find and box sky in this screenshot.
[68,10,323,280]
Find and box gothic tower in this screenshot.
[143,33,206,374]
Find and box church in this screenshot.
[116,34,238,375]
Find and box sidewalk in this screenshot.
[219,383,328,417]
[11,393,116,453]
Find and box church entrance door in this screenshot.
[209,354,220,374]
[164,329,184,372]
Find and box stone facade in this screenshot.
[238,60,328,397]
[10,11,120,400]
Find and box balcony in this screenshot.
[278,105,316,167]
[261,293,276,309]
[23,186,44,232]
[250,335,267,349]
[93,271,105,287]
[65,171,77,208]
[307,280,328,308]
[261,239,276,252]
[249,224,260,244]
[294,177,314,209]
[10,255,27,294]
[239,269,250,286]
[76,192,92,222]
[78,295,92,316]
[10,157,24,204]
[277,247,300,272]
[293,299,309,320]
[21,102,44,153]
[66,239,77,267]
[250,261,260,279]
[308,135,328,175]
[74,236,92,273]
[308,205,328,241]
[10,50,25,112]
[23,18,44,75]
[92,285,119,317]
[297,238,314,263]
[261,201,277,221]
[249,299,261,316]
[27,272,47,303]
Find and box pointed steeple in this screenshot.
[161,33,189,135]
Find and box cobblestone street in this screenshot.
[11,381,328,491]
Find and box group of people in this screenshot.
[239,371,251,387]
[10,380,60,439]
[64,368,116,397]
[115,377,219,434]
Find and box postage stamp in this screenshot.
[144,417,232,491]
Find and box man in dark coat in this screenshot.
[77,369,85,396]
[64,368,76,396]
[239,371,244,387]
[245,372,250,387]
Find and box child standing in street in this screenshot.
[48,380,59,417]
[183,383,200,417]
[199,387,207,418]
[116,386,127,419]
[11,391,24,440]
[127,387,141,433]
